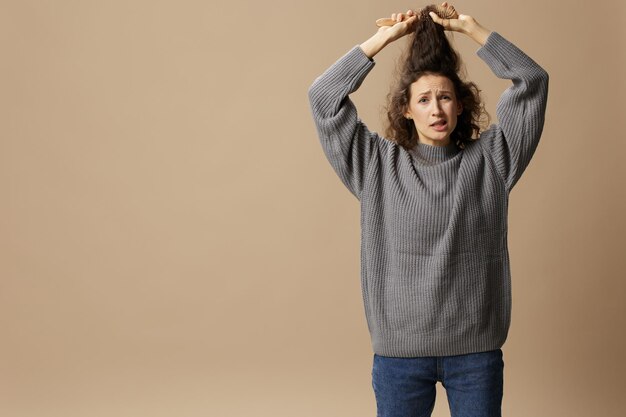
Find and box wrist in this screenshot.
[464,19,491,46]
[360,31,391,59]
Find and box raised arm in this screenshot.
[308,9,416,199]
[431,5,549,191]
[477,33,549,191]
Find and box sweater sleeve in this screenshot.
[476,32,549,192]
[307,45,383,200]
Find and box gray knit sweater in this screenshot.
[308,31,549,357]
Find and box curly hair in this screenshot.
[385,6,489,150]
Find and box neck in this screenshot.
[418,137,451,147]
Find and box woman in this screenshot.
[308,3,548,416]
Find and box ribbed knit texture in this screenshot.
[308,32,549,357]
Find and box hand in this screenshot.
[428,2,476,34]
[376,9,418,44]
[360,9,419,58]
[428,2,491,45]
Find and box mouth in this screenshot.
[430,120,448,131]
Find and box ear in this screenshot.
[457,102,463,115]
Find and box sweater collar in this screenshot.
[409,141,460,165]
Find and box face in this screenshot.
[404,73,463,146]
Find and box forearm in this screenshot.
[359,11,416,58]
[463,19,492,46]
[359,31,391,59]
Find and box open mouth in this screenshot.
[430,120,447,130]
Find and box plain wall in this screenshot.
[1,0,625,416]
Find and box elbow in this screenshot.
[531,67,549,102]
[540,68,550,101]
[529,67,549,83]
[537,67,549,89]
[308,76,331,116]
[308,80,321,110]
[541,68,550,88]
[308,75,323,103]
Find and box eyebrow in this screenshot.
[416,90,454,96]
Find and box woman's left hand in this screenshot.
[429,2,492,46]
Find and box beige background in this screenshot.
[1,0,625,416]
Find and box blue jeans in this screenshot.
[372,349,504,417]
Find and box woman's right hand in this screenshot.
[377,9,418,44]
[360,9,418,58]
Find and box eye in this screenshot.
[441,95,452,100]
[418,97,428,103]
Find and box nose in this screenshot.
[431,99,443,116]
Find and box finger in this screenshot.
[403,15,417,26]
[428,12,450,29]
[442,1,448,7]
[429,11,443,26]
[397,13,404,22]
